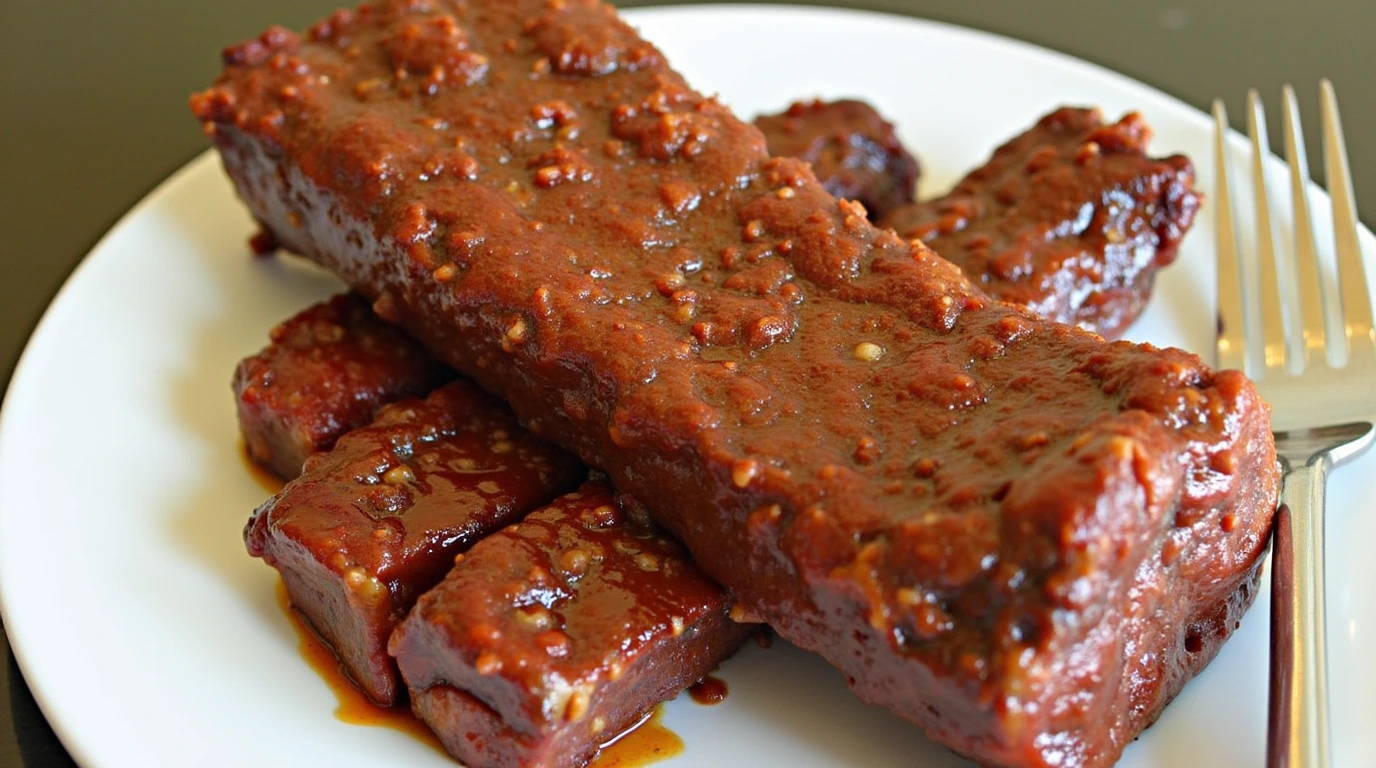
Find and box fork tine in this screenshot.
[1213,100,1248,374]
[1320,79,1376,368]
[1281,85,1329,370]
[1248,90,1290,374]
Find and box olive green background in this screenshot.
[1,1,1372,764]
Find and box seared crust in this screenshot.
[881,107,1200,339]
[754,98,919,220]
[197,3,1277,765]
[390,481,751,768]
[234,292,451,478]
[245,381,584,705]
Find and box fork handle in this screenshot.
[1267,454,1332,768]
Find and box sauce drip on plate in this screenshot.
[275,581,444,752]
[688,675,729,705]
[274,580,685,766]
[594,707,684,767]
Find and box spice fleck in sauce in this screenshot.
[276,579,684,766]
[687,675,729,705]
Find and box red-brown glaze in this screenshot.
[196,3,1278,765]
[391,481,750,768]
[246,380,584,705]
[881,107,1200,339]
[754,99,919,220]
[234,293,452,479]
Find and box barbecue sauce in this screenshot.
[275,581,444,752]
[594,708,684,767]
[688,675,729,705]
[276,580,685,766]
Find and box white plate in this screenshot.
[2,5,1373,767]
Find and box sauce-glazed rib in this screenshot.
[754,98,919,220]
[239,96,917,481]
[881,107,1199,338]
[246,381,583,705]
[235,293,452,479]
[196,2,1277,765]
[391,480,751,768]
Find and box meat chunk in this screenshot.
[881,107,1200,338]
[241,313,750,765]
[196,3,1277,765]
[245,380,584,705]
[234,293,451,478]
[391,480,752,768]
[754,98,919,220]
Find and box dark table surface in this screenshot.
[2,1,1373,765]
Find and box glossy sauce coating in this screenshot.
[754,98,919,220]
[881,107,1199,339]
[390,481,750,768]
[197,2,1278,765]
[246,380,584,705]
[234,292,452,479]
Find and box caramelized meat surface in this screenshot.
[234,293,451,478]
[391,481,751,768]
[881,107,1200,338]
[245,381,583,705]
[754,99,919,220]
[197,2,1277,765]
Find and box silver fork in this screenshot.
[1213,81,1376,768]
